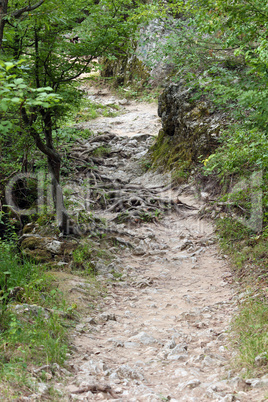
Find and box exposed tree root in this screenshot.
[66,134,196,223]
[71,384,117,398]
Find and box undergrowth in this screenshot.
[0,241,74,397]
[216,218,268,285]
[230,298,268,377]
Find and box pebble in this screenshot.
[129,332,158,345]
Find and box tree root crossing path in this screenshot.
[56,87,266,402]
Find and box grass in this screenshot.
[0,242,74,396]
[92,145,111,158]
[75,99,119,122]
[230,298,268,377]
[0,235,110,398]
[216,217,268,286]
[215,217,268,376]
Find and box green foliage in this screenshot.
[231,299,268,376]
[0,311,68,366]
[139,209,162,222]
[0,241,71,391]
[72,244,96,275]
[148,0,268,132]
[0,0,149,196]
[204,127,268,176]
[75,99,119,122]
[216,217,268,279]
[0,60,62,134]
[203,127,268,230]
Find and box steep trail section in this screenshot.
[56,88,266,401]
[76,86,161,138]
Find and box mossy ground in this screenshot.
[149,129,192,183]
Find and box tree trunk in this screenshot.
[21,106,74,235]
[0,0,8,50]
[47,155,70,235]
[42,110,72,234]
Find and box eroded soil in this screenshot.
[47,86,268,402]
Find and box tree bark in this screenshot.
[0,0,8,50]
[21,107,72,234]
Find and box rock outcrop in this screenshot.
[19,224,77,263]
[151,83,223,172]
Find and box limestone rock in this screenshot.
[116,364,145,380]
[129,331,158,346]
[152,83,222,170]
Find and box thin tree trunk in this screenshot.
[0,0,8,50]
[42,109,72,234]
[47,156,70,234]
[21,106,73,234]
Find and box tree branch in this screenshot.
[11,0,45,19]
[21,106,60,163]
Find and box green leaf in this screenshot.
[11,97,21,103]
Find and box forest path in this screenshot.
[56,85,265,402]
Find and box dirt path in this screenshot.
[53,87,266,401]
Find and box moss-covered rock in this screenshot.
[20,234,77,264]
[101,54,150,87]
[151,83,223,173]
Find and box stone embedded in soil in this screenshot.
[116,364,145,380]
[129,331,158,346]
[179,379,201,390]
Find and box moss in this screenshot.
[187,102,209,119]
[22,248,52,263]
[150,130,193,174]
[21,236,44,250]
[101,54,150,88]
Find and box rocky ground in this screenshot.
[23,86,268,401]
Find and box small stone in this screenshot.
[174,368,189,378]
[124,342,139,349]
[163,339,176,350]
[157,350,168,359]
[119,98,129,105]
[129,331,157,345]
[254,353,267,367]
[99,312,116,321]
[37,382,49,394]
[45,240,62,254]
[12,304,50,320]
[221,395,235,402]
[245,378,268,388]
[200,192,209,201]
[193,321,207,329]
[168,353,188,361]
[116,364,144,380]
[228,377,248,392]
[84,317,97,325]
[168,344,188,355]
[217,333,228,341]
[185,379,201,389]
[75,323,86,333]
